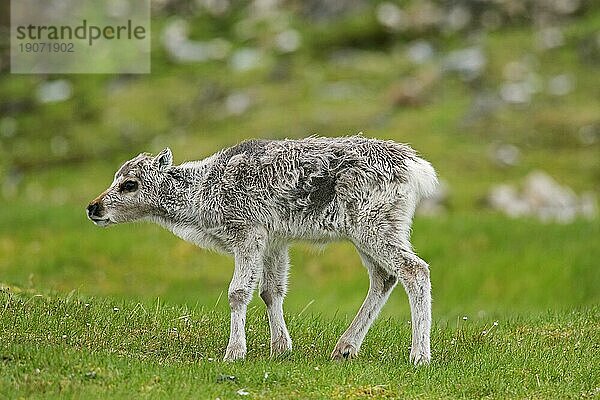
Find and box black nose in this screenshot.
[87,202,102,218]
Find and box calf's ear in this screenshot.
[154,148,173,171]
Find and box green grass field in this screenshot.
[1,204,598,398]
[1,289,598,399]
[1,5,599,399]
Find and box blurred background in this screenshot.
[0,0,598,322]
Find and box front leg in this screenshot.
[260,242,292,356]
[223,230,266,361]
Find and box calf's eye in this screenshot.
[121,180,138,192]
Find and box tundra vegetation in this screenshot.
[0,1,599,399]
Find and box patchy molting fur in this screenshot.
[87,135,438,365]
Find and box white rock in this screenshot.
[197,0,230,16]
[320,82,356,100]
[552,0,581,14]
[36,80,72,103]
[406,40,434,64]
[524,171,576,208]
[230,48,262,71]
[275,29,301,53]
[225,92,251,116]
[162,19,232,63]
[547,74,574,96]
[443,47,486,80]
[445,5,471,32]
[491,143,520,167]
[535,27,564,50]
[489,171,597,223]
[376,2,406,31]
[488,184,530,218]
[500,82,531,104]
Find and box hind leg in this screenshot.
[331,250,398,360]
[397,251,431,365]
[359,239,432,365]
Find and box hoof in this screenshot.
[331,342,358,361]
[270,335,292,357]
[409,349,431,366]
[223,344,246,362]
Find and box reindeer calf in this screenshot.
[87,136,437,365]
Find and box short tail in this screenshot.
[406,157,438,200]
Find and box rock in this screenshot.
[275,29,301,53]
[36,80,72,104]
[84,371,97,379]
[500,82,531,104]
[198,0,230,16]
[488,171,597,223]
[445,5,471,32]
[488,184,530,218]
[577,124,598,145]
[463,91,503,125]
[498,56,542,105]
[225,91,252,116]
[443,47,486,81]
[535,27,564,50]
[376,2,406,31]
[523,173,566,203]
[547,74,574,96]
[320,82,357,101]
[300,0,368,21]
[216,374,237,382]
[406,40,434,65]
[162,19,231,63]
[551,0,581,15]
[490,143,520,167]
[229,47,262,71]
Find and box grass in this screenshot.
[1,289,598,399]
[0,202,598,398]
[1,202,598,317]
[1,6,599,399]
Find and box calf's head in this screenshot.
[86,148,173,227]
